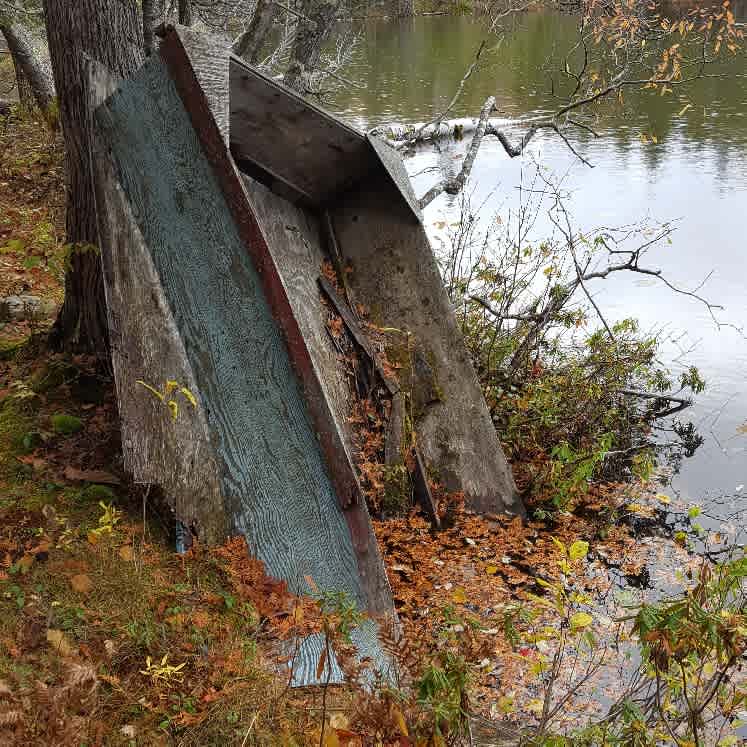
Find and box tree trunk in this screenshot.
[0,23,56,114]
[42,0,143,354]
[232,0,278,64]
[178,0,192,26]
[143,0,165,55]
[282,0,338,93]
[396,0,414,17]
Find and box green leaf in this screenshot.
[688,505,701,519]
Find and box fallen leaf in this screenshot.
[118,545,134,561]
[485,565,498,575]
[46,628,74,657]
[451,587,467,604]
[70,573,93,594]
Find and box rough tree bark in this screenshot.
[178,0,192,26]
[42,0,143,353]
[142,0,165,55]
[282,0,338,92]
[0,23,55,113]
[232,0,278,64]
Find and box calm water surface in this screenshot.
[327,11,747,533]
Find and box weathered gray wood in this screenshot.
[229,54,373,207]
[410,446,441,530]
[330,173,524,518]
[239,174,395,617]
[367,134,422,224]
[166,24,230,145]
[87,57,227,543]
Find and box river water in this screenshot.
[327,9,747,537]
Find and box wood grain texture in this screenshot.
[88,58,227,543]
[95,56,373,615]
[229,54,373,207]
[330,173,524,518]
[239,174,394,617]
[167,24,230,145]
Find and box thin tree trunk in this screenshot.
[232,0,278,64]
[396,0,414,17]
[11,52,34,107]
[0,23,56,114]
[178,0,192,26]
[143,0,165,55]
[282,0,338,93]
[42,0,143,354]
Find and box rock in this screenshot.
[0,295,57,323]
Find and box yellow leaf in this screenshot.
[136,380,164,402]
[569,540,589,561]
[496,695,514,714]
[164,380,179,396]
[570,612,593,631]
[485,565,498,575]
[87,531,99,546]
[452,587,467,604]
[550,536,566,555]
[526,698,544,714]
[678,103,692,116]
[392,705,409,736]
[167,400,178,420]
[656,493,671,504]
[180,387,198,408]
[119,544,134,561]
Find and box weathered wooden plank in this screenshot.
[238,174,395,617]
[87,57,227,544]
[410,447,441,530]
[367,134,422,224]
[229,54,373,207]
[166,24,230,145]
[330,173,524,518]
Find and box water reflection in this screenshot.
[326,11,747,522]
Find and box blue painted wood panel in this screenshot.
[95,56,366,609]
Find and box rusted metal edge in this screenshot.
[157,26,394,616]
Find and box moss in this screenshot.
[50,413,83,436]
[78,484,116,504]
[382,463,412,516]
[31,359,76,394]
[0,399,33,476]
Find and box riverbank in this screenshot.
[1,106,745,745]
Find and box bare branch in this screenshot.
[418,96,496,209]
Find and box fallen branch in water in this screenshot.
[418,96,496,210]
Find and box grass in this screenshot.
[0,342,325,745]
